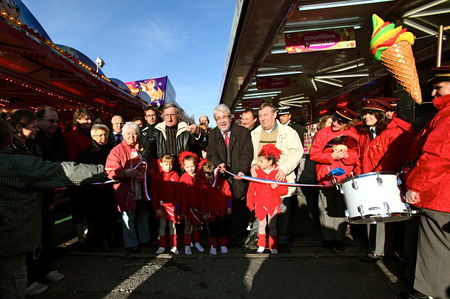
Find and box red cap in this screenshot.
[334,107,358,123]
[362,98,391,112]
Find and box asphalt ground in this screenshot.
[41,184,415,298]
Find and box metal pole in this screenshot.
[436,25,444,67]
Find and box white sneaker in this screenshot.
[209,247,217,255]
[270,248,278,254]
[184,246,192,255]
[25,281,48,296]
[170,247,179,255]
[155,247,165,254]
[194,242,205,253]
[45,270,64,283]
[257,246,265,254]
[220,246,228,254]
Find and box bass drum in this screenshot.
[340,172,415,224]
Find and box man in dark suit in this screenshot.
[207,104,254,247]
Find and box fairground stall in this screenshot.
[220,0,450,124]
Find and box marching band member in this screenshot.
[247,144,288,254]
[357,98,414,262]
[310,108,359,251]
[404,66,450,299]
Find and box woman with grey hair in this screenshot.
[106,122,151,252]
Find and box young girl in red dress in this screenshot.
[178,151,205,255]
[247,144,288,254]
[151,154,180,254]
[199,161,232,255]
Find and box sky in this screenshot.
[22,0,236,124]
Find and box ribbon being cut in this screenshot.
[223,169,341,188]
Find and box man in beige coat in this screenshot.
[249,103,303,252]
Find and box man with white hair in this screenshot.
[250,103,303,252]
[207,104,254,248]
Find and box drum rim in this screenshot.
[340,171,398,185]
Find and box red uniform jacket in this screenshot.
[357,120,414,174]
[310,126,359,185]
[151,170,179,218]
[178,172,202,211]
[406,94,450,213]
[246,168,288,220]
[64,127,91,162]
[105,141,149,211]
[199,174,232,220]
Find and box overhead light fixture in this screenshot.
[256,70,303,77]
[402,0,448,17]
[328,63,366,73]
[311,78,318,92]
[270,48,288,54]
[283,24,361,33]
[408,8,450,18]
[279,93,305,100]
[247,88,258,92]
[242,94,276,100]
[315,73,369,79]
[298,0,394,11]
[314,78,344,88]
[244,91,281,97]
[403,19,438,36]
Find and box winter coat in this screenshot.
[105,141,150,211]
[250,121,303,196]
[406,94,450,212]
[0,151,105,256]
[357,120,414,174]
[155,121,201,158]
[199,174,232,220]
[246,167,288,220]
[310,126,359,185]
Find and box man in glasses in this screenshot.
[35,106,69,162]
[310,107,359,251]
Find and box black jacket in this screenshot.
[207,123,253,198]
[155,121,201,158]
[140,124,159,161]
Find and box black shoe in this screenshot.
[129,246,141,253]
[333,240,345,251]
[322,240,333,250]
[402,290,434,299]
[360,253,383,263]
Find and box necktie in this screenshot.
[224,132,230,148]
[115,133,122,143]
[369,128,376,141]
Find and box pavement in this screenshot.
[38,188,412,298]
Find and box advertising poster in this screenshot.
[285,28,356,54]
[125,77,167,107]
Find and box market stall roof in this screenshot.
[220,0,450,116]
[0,8,147,118]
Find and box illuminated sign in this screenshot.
[285,28,356,54]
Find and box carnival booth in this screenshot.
[0,0,148,122]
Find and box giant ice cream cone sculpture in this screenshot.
[370,14,422,104]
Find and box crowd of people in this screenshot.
[1,66,449,299]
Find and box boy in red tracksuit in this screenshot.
[151,154,180,254]
[247,144,288,254]
[199,161,232,255]
[178,151,204,255]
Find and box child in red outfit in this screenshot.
[199,161,232,255]
[246,144,288,254]
[151,155,180,254]
[178,151,204,255]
